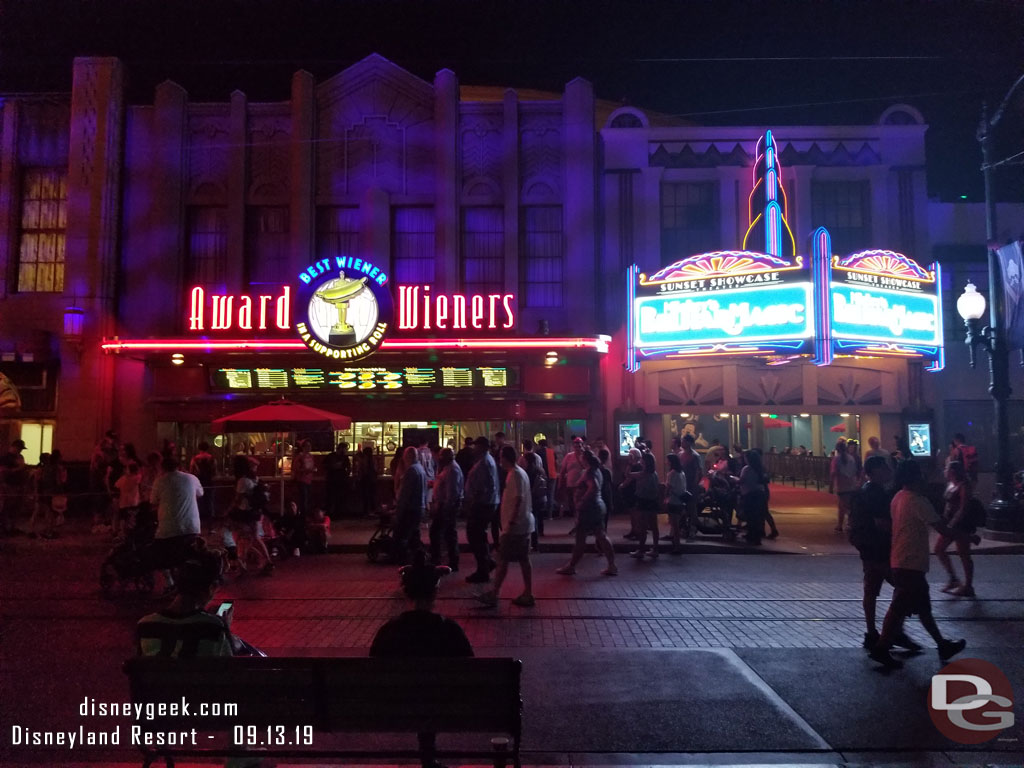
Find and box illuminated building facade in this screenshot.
[0,55,1021,482]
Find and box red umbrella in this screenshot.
[762,417,793,428]
[211,400,351,434]
[211,400,352,514]
[830,423,847,433]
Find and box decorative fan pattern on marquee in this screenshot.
[642,251,799,284]
[834,249,933,281]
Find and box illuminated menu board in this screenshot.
[211,366,519,393]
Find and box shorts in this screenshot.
[861,559,891,598]
[889,567,931,617]
[498,532,531,563]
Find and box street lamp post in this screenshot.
[957,78,1024,541]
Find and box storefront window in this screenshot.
[18,421,53,465]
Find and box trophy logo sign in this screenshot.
[296,257,393,361]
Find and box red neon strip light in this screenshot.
[101,337,611,353]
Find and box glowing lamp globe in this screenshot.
[956,282,986,321]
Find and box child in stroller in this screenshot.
[693,452,740,540]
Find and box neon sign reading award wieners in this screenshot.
[397,286,515,331]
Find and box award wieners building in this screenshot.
[0,54,1021,476]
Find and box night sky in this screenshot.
[2,0,1023,201]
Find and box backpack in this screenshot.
[524,453,547,494]
[250,480,271,512]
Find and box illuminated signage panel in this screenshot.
[210,366,519,393]
[627,251,814,366]
[827,249,944,370]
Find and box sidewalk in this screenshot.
[5,484,1022,558]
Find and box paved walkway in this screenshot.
[1,488,1021,766]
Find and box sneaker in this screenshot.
[940,578,961,593]
[601,565,618,576]
[952,584,976,598]
[892,631,922,652]
[555,565,576,575]
[629,550,645,559]
[648,550,659,560]
[292,548,301,557]
[475,590,499,608]
[938,638,967,662]
[862,629,880,650]
[511,594,536,607]
[868,646,903,669]
[970,534,982,545]
[465,571,490,584]
[623,532,638,541]
[767,530,780,540]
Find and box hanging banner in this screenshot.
[996,241,1024,351]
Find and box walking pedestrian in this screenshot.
[464,437,500,583]
[739,449,769,545]
[664,453,688,553]
[677,433,703,539]
[150,454,206,591]
[849,456,921,651]
[830,439,860,532]
[324,442,352,519]
[556,451,617,576]
[228,455,273,576]
[619,447,643,540]
[948,433,979,485]
[869,460,967,669]
[629,452,661,560]
[394,446,427,564]
[356,446,378,516]
[477,446,536,607]
[558,437,587,527]
[188,441,217,527]
[291,439,316,517]
[429,447,463,571]
[934,461,980,597]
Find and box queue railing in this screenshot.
[763,453,831,490]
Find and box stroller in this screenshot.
[692,469,739,540]
[100,506,158,596]
[366,508,398,563]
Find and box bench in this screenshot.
[123,656,522,768]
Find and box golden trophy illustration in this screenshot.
[314,272,369,345]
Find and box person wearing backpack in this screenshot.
[229,455,273,576]
[520,440,547,551]
[934,461,981,598]
[948,433,979,485]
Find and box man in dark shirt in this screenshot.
[455,437,475,479]
[370,550,472,768]
[849,456,920,653]
[324,442,352,519]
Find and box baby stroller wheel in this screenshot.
[367,540,382,562]
[99,560,118,596]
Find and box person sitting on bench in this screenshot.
[137,543,232,658]
[370,550,471,768]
